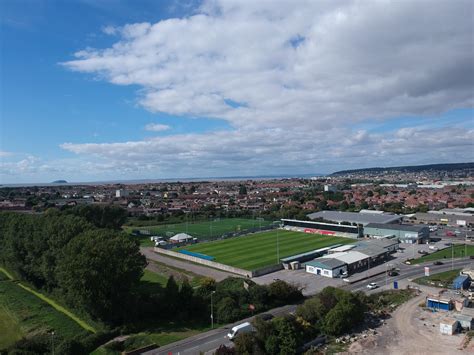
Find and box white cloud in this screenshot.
[144,123,171,132]
[0,151,13,158]
[102,25,118,35]
[54,0,474,179]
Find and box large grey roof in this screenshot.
[307,210,402,225]
[307,258,346,270]
[365,223,428,232]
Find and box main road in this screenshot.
[144,258,473,355]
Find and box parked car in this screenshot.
[366,282,378,290]
[433,261,444,265]
[227,322,254,340]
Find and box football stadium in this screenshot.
[176,229,353,270]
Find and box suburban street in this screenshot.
[144,257,473,355]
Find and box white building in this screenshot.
[169,233,194,243]
[116,189,129,198]
[440,318,459,335]
[305,258,347,278]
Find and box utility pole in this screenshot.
[51,331,55,355]
[210,291,216,329]
[452,244,454,270]
[277,228,280,263]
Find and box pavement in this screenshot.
[140,247,235,281]
[143,257,474,355]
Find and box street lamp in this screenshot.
[452,243,454,270]
[50,331,55,355]
[276,228,280,263]
[210,291,216,329]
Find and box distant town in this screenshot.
[2,163,473,221]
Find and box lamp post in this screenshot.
[210,291,216,329]
[277,228,280,263]
[452,243,454,270]
[50,331,55,355]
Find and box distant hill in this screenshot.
[51,180,68,184]
[331,162,474,176]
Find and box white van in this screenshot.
[227,322,254,340]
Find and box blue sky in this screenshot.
[1,0,473,183]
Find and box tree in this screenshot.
[56,229,146,322]
[65,205,127,230]
[268,280,303,306]
[239,185,248,195]
[234,332,260,355]
[296,297,323,325]
[164,276,180,315]
[273,317,298,355]
[215,344,236,355]
[216,297,240,323]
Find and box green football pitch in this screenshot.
[176,230,354,270]
[126,218,274,240]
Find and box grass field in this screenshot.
[125,218,274,243]
[414,269,462,288]
[177,230,354,270]
[411,244,474,264]
[0,280,91,350]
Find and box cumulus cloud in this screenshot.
[144,123,171,132]
[56,0,474,178]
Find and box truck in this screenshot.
[227,322,254,340]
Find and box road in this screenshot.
[144,258,473,355]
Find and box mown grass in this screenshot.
[414,268,462,288]
[141,269,168,287]
[0,280,91,350]
[124,218,274,241]
[177,230,354,270]
[411,244,474,264]
[0,303,23,349]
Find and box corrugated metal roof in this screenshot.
[307,211,402,225]
[306,258,346,269]
[330,244,356,252]
[365,223,428,232]
[322,251,368,264]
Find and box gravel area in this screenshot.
[348,293,474,354]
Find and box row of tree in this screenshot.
[226,287,367,355]
[0,208,146,323]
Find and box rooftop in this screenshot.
[307,210,402,225]
[321,250,368,264]
[306,258,346,270]
[365,223,429,232]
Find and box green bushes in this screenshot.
[234,287,369,354]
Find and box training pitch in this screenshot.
[177,230,354,270]
[127,218,274,240]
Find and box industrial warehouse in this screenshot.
[363,223,430,244]
[301,239,399,278]
[282,210,429,244]
[307,210,403,225]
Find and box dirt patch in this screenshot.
[348,294,472,354]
